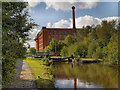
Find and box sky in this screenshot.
[26,1,119,48]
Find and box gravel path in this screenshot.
[6,59,36,89]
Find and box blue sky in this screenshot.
[29,2,118,29]
[27,1,118,47]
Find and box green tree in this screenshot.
[56,41,65,53]
[61,46,68,57]
[103,32,118,64]
[49,39,56,52]
[87,40,99,58]
[2,2,37,84]
[93,46,103,59]
[73,42,88,58]
[96,20,116,47]
[64,35,74,46]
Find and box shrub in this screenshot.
[42,56,50,66]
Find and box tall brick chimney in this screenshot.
[72,6,76,29]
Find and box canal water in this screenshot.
[51,62,118,89]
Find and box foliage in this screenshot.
[2,2,37,84]
[42,56,50,66]
[72,42,88,58]
[64,35,75,46]
[28,47,36,53]
[96,20,116,47]
[87,40,99,58]
[49,39,56,52]
[93,46,103,59]
[45,39,65,53]
[61,46,69,57]
[44,45,50,52]
[59,20,118,65]
[56,40,65,53]
[103,32,118,64]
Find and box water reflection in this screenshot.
[53,63,118,88]
[55,78,103,88]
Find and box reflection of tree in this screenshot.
[55,63,118,88]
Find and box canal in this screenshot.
[51,62,118,89]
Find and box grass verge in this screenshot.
[23,60,55,88]
[80,58,103,61]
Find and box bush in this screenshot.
[42,56,50,66]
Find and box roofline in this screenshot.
[43,27,81,30]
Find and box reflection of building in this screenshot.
[35,6,79,52]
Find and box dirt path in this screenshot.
[6,59,36,88]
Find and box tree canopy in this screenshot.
[2,2,37,84]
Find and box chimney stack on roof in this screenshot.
[72,6,76,29]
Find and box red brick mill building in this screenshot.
[35,6,80,52]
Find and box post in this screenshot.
[55,40,56,53]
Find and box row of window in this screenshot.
[49,31,76,34]
[49,35,73,39]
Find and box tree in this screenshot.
[96,20,116,47]
[2,2,37,84]
[103,32,118,64]
[64,35,74,46]
[56,41,65,53]
[73,42,88,58]
[87,40,99,58]
[61,46,68,57]
[29,47,36,53]
[49,39,56,52]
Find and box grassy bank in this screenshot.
[50,56,65,58]
[23,60,55,88]
[80,58,103,61]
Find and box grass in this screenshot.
[80,58,103,61]
[23,60,55,88]
[50,56,103,61]
[50,56,65,58]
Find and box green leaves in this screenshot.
[2,2,37,85]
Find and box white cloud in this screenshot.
[45,0,100,11]
[27,28,41,48]
[18,0,120,8]
[25,0,42,7]
[46,15,118,28]
[24,0,100,10]
[75,15,102,28]
[102,17,118,22]
[47,19,71,28]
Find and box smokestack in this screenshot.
[72,6,76,29]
